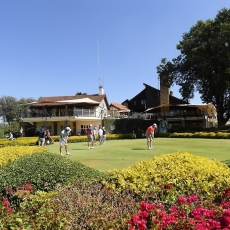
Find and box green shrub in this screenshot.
[0,152,105,195]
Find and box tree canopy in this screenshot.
[157,8,230,127]
[0,95,36,123]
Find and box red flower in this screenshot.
[166,184,173,189]
[177,196,187,205]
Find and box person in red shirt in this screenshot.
[145,124,155,150]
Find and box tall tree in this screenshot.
[0,96,36,123]
[0,96,17,123]
[157,8,230,127]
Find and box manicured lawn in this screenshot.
[47,138,230,171]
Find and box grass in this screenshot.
[46,138,230,172]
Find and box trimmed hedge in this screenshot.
[170,131,230,139]
[0,137,54,147]
[0,152,105,195]
[103,151,230,201]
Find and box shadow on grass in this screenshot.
[221,159,230,167]
[71,148,92,151]
[132,148,148,150]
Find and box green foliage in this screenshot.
[157,8,230,127]
[2,147,230,229]
[0,95,36,124]
[0,152,105,195]
[0,124,5,138]
[3,121,20,136]
[0,96,17,122]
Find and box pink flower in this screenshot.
[140,201,157,212]
[177,196,187,205]
[187,195,199,203]
[2,196,13,213]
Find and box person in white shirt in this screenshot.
[8,132,14,141]
[93,126,97,146]
[98,127,103,145]
[59,127,71,156]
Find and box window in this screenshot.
[75,108,82,116]
[90,108,94,116]
[141,100,146,105]
[133,101,136,105]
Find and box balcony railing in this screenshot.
[22,108,97,118]
[21,108,214,120]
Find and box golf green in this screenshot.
[47,138,230,171]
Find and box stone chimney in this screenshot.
[170,91,173,96]
[159,75,170,114]
[99,85,104,95]
[160,75,170,105]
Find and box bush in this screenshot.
[0,146,48,167]
[52,133,136,143]
[103,151,230,201]
[124,191,230,230]
[0,152,105,195]
[0,190,67,229]
[2,150,230,229]
[0,137,45,147]
[170,131,230,139]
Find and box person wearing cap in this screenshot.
[59,127,71,156]
[102,127,106,144]
[145,124,155,150]
[86,124,94,149]
[153,123,158,137]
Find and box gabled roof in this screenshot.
[110,102,130,112]
[31,94,110,108]
[143,83,159,92]
[143,103,216,115]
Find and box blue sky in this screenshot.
[1,1,230,105]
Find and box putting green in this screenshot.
[47,138,230,171]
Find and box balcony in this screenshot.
[21,107,97,118]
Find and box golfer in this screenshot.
[145,124,155,150]
[59,127,71,156]
[87,124,94,149]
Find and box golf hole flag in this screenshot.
[20,127,23,134]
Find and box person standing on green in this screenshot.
[87,124,94,149]
[145,124,155,150]
[102,127,106,144]
[59,127,71,156]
